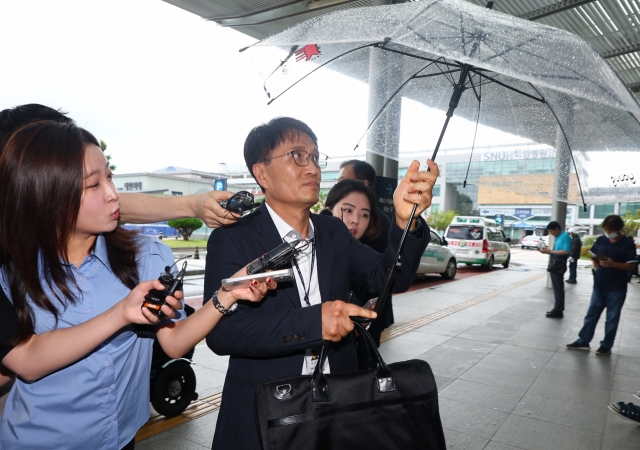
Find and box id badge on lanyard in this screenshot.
[304,349,319,375]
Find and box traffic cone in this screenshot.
[194,246,200,260]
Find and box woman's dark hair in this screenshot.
[0,121,140,347]
[602,214,624,232]
[244,117,318,192]
[324,179,381,240]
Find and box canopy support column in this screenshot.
[366,46,401,179]
[548,127,571,288]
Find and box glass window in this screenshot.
[578,205,591,219]
[432,185,441,196]
[397,168,408,178]
[322,171,339,181]
[429,231,442,245]
[620,202,640,216]
[431,203,439,213]
[594,203,615,219]
[446,226,484,240]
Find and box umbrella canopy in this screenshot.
[247,0,640,205]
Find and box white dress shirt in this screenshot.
[265,203,329,375]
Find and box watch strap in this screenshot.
[212,290,237,316]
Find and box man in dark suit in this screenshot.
[203,117,439,450]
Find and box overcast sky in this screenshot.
[0,0,528,174]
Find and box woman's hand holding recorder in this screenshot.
[121,279,182,325]
[218,265,279,309]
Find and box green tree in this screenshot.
[167,218,204,241]
[455,192,477,215]
[623,210,640,237]
[311,190,329,214]
[99,139,116,172]
[427,210,456,233]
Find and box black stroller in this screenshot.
[142,304,199,417]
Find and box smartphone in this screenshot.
[362,297,377,311]
[221,268,294,291]
[597,254,610,261]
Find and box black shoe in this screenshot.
[546,310,563,318]
[596,346,611,355]
[608,402,640,424]
[565,280,577,284]
[566,341,590,351]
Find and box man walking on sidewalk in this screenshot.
[540,221,571,318]
[565,228,582,284]
[567,215,638,355]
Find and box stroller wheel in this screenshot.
[151,361,197,417]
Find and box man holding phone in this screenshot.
[567,215,638,355]
[540,221,572,318]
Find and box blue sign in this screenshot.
[515,208,533,220]
[495,214,504,226]
[213,179,227,191]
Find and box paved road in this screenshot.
[180,247,556,300]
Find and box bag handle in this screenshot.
[311,322,396,402]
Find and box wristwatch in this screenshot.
[212,290,238,316]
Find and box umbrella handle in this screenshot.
[351,197,422,325]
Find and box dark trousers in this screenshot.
[568,259,577,282]
[121,438,135,450]
[549,272,565,311]
[576,287,626,349]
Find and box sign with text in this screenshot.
[373,176,398,223]
[515,208,533,220]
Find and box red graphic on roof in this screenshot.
[295,44,321,62]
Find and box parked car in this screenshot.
[444,216,511,270]
[416,230,457,279]
[521,235,549,250]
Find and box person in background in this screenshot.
[540,221,572,318]
[323,179,388,347]
[324,179,381,242]
[338,159,391,252]
[565,227,582,284]
[338,160,395,345]
[566,215,638,355]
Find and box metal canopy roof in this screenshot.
[162,0,640,99]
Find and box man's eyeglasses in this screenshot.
[263,150,328,169]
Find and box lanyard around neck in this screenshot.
[292,238,315,307]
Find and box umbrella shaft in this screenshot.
[430,114,451,163]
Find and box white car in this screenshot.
[521,235,548,249]
[416,231,457,279]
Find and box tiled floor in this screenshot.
[138,265,640,450]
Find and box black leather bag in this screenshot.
[253,323,446,450]
[547,254,569,274]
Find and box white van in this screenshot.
[444,216,511,270]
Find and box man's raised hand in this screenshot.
[393,159,440,230]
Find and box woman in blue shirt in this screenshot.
[0,121,275,450]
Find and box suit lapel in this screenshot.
[311,214,333,303]
[252,203,302,309]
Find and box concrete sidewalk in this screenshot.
[138,263,640,450]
